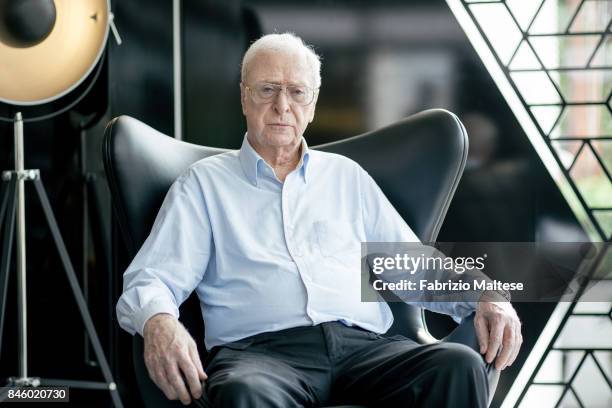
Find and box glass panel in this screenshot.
[511,71,562,104]
[550,69,612,103]
[573,354,612,407]
[573,301,612,313]
[593,245,612,278]
[535,350,584,382]
[470,3,523,64]
[562,351,589,381]
[593,352,612,382]
[593,210,612,239]
[557,389,581,408]
[554,316,612,348]
[510,40,544,69]
[569,0,612,33]
[551,140,582,169]
[529,34,601,69]
[530,0,583,34]
[533,105,563,134]
[570,145,612,207]
[507,0,545,31]
[519,385,564,408]
[591,140,612,174]
[579,280,612,303]
[591,35,612,67]
[552,105,611,138]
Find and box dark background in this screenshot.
[0,0,587,406]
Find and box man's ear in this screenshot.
[240,83,248,116]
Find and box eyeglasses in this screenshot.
[244,82,318,106]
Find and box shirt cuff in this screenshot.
[135,298,180,337]
[451,301,478,324]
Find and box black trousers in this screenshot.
[194,322,489,408]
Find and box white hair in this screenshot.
[241,33,322,88]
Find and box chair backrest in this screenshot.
[103,109,468,343]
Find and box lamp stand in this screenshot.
[0,113,123,407]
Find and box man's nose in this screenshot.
[272,88,290,113]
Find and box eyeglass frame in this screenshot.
[242,81,319,106]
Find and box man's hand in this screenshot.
[143,313,207,405]
[474,295,523,371]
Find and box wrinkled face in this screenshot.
[240,49,318,150]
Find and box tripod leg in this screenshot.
[0,176,18,358]
[0,178,9,225]
[32,179,123,408]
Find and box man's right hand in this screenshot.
[143,313,207,405]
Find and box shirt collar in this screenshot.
[239,134,310,186]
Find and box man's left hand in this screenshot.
[474,297,523,370]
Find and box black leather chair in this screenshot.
[103,109,500,407]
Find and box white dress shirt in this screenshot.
[116,135,476,350]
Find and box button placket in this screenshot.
[283,178,302,258]
[282,178,316,323]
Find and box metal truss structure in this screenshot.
[446,1,611,406]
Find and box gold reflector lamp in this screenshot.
[0,0,109,105]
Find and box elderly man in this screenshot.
[117,33,522,407]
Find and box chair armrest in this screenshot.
[441,313,500,407]
[133,336,185,408]
[442,313,481,350]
